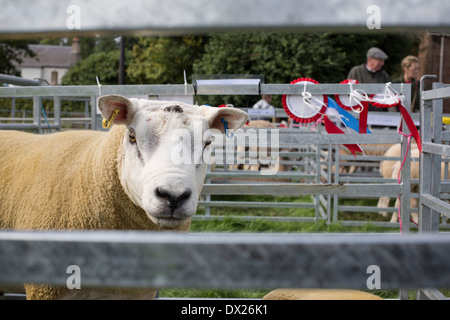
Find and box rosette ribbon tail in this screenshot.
[359,101,369,134]
[324,116,363,157]
[398,103,422,153]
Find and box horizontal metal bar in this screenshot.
[192,215,320,223]
[440,182,450,193]
[0,231,449,290]
[423,142,450,157]
[206,172,314,179]
[338,177,420,184]
[0,85,194,98]
[441,131,450,142]
[0,83,406,98]
[422,86,450,101]
[201,183,402,196]
[339,220,422,229]
[211,132,401,147]
[421,194,450,218]
[198,201,315,209]
[338,205,398,213]
[0,123,60,130]
[277,133,402,145]
[338,177,394,183]
[197,84,259,95]
[0,74,44,86]
[0,117,91,123]
[339,155,419,162]
[1,0,449,39]
[0,293,25,300]
[261,83,407,95]
[278,151,316,157]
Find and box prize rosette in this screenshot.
[335,79,370,133]
[369,82,404,108]
[282,78,328,123]
[335,79,365,112]
[369,93,401,108]
[372,83,422,152]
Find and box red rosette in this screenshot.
[282,78,328,123]
[369,93,400,108]
[335,79,364,112]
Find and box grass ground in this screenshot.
[159,194,448,300]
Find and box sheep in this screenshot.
[0,94,248,300]
[226,119,288,181]
[262,288,382,300]
[319,143,395,184]
[234,120,278,172]
[377,144,419,222]
[378,146,450,223]
[390,149,449,223]
[379,143,418,181]
[339,143,394,174]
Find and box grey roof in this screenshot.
[14,44,76,68]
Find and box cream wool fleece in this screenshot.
[0,126,189,231]
[263,288,383,300]
[0,127,190,299]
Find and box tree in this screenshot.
[127,36,206,84]
[62,50,120,85]
[0,40,36,75]
[193,32,418,108]
[60,35,141,85]
[60,32,418,107]
[192,32,347,107]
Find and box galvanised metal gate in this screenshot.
[0,83,416,230]
[416,77,450,299]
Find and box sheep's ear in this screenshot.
[200,106,248,134]
[98,95,137,127]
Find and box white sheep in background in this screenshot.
[337,143,395,174]
[0,95,248,300]
[234,120,280,172]
[378,145,449,223]
[377,143,418,220]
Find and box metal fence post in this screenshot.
[419,76,436,233]
[32,96,41,134]
[91,95,98,130]
[53,96,61,131]
[431,82,444,232]
[400,83,412,234]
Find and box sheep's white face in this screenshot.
[98,95,247,229]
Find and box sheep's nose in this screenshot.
[155,186,192,210]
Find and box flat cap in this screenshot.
[366,47,388,60]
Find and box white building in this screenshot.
[13,40,80,85]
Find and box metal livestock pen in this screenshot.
[0,82,421,228]
[0,0,450,301]
[0,80,449,300]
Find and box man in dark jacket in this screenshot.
[348,47,390,83]
[347,47,390,111]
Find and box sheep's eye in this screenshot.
[204,140,212,148]
[129,131,137,144]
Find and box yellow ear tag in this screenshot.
[102,109,120,129]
